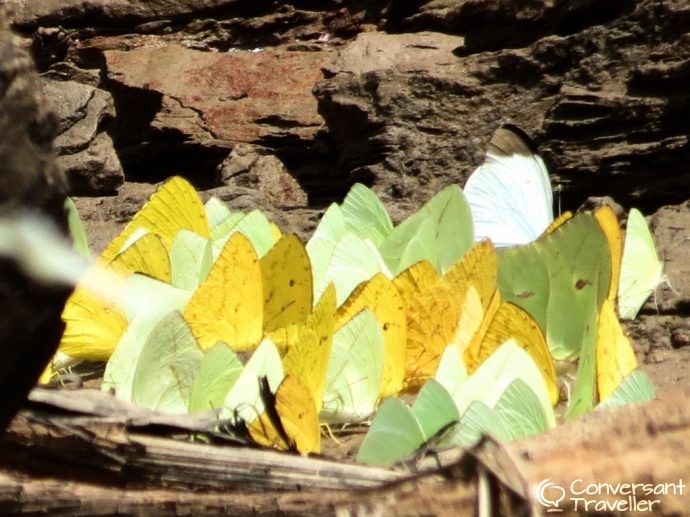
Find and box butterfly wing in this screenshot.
[183,232,263,351]
[260,234,313,332]
[101,176,210,261]
[336,274,406,397]
[465,126,553,247]
[617,208,664,319]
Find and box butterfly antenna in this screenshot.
[320,422,342,445]
[554,182,563,216]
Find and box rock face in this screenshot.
[0,17,71,430]
[316,0,690,213]
[103,44,332,147]
[42,78,123,194]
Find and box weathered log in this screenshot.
[0,387,687,514]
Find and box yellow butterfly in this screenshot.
[270,284,336,411]
[100,176,210,263]
[444,239,497,309]
[392,260,440,307]
[596,298,636,401]
[402,241,496,390]
[336,274,406,397]
[183,232,263,351]
[593,205,622,304]
[248,375,321,454]
[59,279,128,361]
[463,292,559,406]
[542,211,573,236]
[260,234,313,333]
[106,232,171,283]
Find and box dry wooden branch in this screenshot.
[0,387,688,514]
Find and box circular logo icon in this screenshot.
[536,479,566,512]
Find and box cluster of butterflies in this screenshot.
[46,125,663,465]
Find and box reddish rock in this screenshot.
[104,44,335,147]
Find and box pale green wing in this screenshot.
[122,274,192,322]
[313,232,391,305]
[210,212,245,253]
[340,183,393,247]
[131,311,204,414]
[103,310,159,401]
[422,185,474,274]
[212,210,276,260]
[103,274,192,401]
[356,397,426,465]
[233,210,278,258]
[204,196,233,229]
[411,379,460,439]
[565,298,599,419]
[189,342,243,413]
[451,400,511,446]
[64,197,90,257]
[170,229,214,291]
[617,208,664,320]
[306,204,347,294]
[493,378,554,438]
[434,345,469,395]
[221,337,284,423]
[597,368,656,409]
[381,216,436,276]
[498,211,611,359]
[444,340,553,421]
[381,185,473,275]
[321,309,384,424]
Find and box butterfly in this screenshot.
[188,341,244,413]
[100,176,210,262]
[130,311,204,414]
[379,185,474,275]
[183,232,263,352]
[497,210,612,360]
[321,308,384,424]
[248,375,321,455]
[617,208,665,319]
[464,125,554,248]
[336,273,406,397]
[269,284,336,412]
[596,299,637,401]
[260,234,313,333]
[356,379,459,465]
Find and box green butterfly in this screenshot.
[102,274,192,401]
[212,209,278,260]
[321,309,384,423]
[380,184,474,275]
[130,311,204,414]
[356,379,459,465]
[597,368,656,410]
[497,211,612,359]
[188,341,244,413]
[617,208,665,320]
[65,197,90,258]
[169,229,213,291]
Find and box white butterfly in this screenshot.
[464,125,554,248]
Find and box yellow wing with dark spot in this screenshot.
[183,232,262,351]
